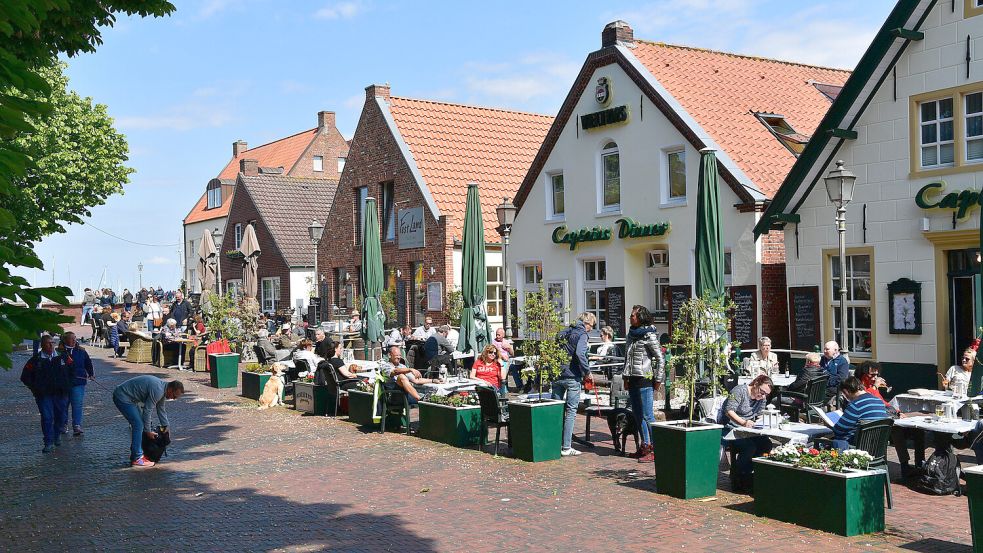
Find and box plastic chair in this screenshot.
[854,417,895,509]
[474,385,510,456]
[777,376,827,423]
[379,387,416,435]
[317,362,359,416]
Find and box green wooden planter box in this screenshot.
[418,402,482,447]
[650,421,723,499]
[208,353,240,389]
[964,464,983,552]
[241,372,284,401]
[753,458,886,536]
[293,381,330,416]
[508,399,563,462]
[348,390,377,426]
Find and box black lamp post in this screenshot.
[496,196,517,339]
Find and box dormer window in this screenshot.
[754,112,809,155]
[206,181,222,209]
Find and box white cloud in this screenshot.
[462,52,580,110]
[314,1,363,20]
[117,108,235,131]
[145,256,174,266]
[198,0,236,19]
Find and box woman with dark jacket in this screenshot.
[622,305,664,462]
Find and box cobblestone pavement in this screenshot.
[0,325,974,552]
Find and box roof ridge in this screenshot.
[633,39,853,73]
[389,95,554,120]
[232,126,318,157]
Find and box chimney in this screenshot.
[233,140,248,157]
[240,158,259,176]
[365,83,391,102]
[601,20,634,48]
[317,111,335,130]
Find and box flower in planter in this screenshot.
[763,444,873,472]
[299,373,315,383]
[426,391,478,407]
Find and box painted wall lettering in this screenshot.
[915,181,983,219]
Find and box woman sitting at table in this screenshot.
[315,342,361,390]
[742,336,779,377]
[471,344,508,396]
[942,348,975,392]
[720,374,774,493]
[292,339,322,374]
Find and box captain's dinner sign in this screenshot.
[551,218,670,251]
[915,181,983,219]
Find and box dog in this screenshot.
[606,407,640,456]
[257,363,286,409]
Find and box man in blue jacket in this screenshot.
[20,335,73,453]
[553,312,596,457]
[820,340,850,402]
[60,331,93,436]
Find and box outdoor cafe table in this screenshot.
[892,415,977,435]
[417,377,486,396]
[889,390,974,413]
[728,422,832,445]
[738,374,796,387]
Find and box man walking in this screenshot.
[553,312,595,457]
[81,288,96,325]
[170,290,193,330]
[122,288,134,312]
[60,332,94,436]
[112,375,184,467]
[20,335,73,453]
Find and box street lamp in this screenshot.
[824,160,857,353]
[137,262,143,289]
[496,196,517,339]
[212,227,224,295]
[308,219,325,323]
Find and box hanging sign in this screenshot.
[581,105,629,131]
[398,207,425,249]
[914,181,983,219]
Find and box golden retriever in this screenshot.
[257,363,286,409]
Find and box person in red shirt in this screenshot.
[471,344,508,396]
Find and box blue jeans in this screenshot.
[81,305,93,324]
[69,385,86,427]
[146,319,155,333]
[830,439,851,451]
[551,378,581,450]
[35,394,69,446]
[113,394,144,462]
[728,435,772,478]
[628,383,656,445]
[507,361,524,389]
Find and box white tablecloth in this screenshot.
[889,391,965,413]
[728,422,832,445]
[417,378,486,396]
[892,415,977,434]
[738,374,796,387]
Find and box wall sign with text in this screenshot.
[915,181,983,219]
[397,207,425,249]
[551,217,670,251]
[581,105,629,131]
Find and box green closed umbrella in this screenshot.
[361,197,386,347]
[695,148,724,302]
[457,183,491,354]
[972,205,983,395]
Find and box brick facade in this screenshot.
[288,111,350,180]
[759,229,789,350]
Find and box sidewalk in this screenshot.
[0,324,973,552]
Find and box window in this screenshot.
[966,92,983,162]
[206,181,222,209]
[188,268,198,293]
[261,277,280,312]
[225,280,242,299]
[600,142,620,211]
[920,97,955,168]
[967,0,983,18]
[523,264,543,287]
[188,240,196,262]
[412,262,426,325]
[665,149,686,203]
[381,181,396,241]
[829,253,873,356]
[338,157,346,174]
[334,268,349,309]
[354,186,368,245]
[647,250,669,321]
[313,155,324,172]
[234,223,243,250]
[583,259,607,325]
[754,113,809,155]
[486,266,503,317]
[724,250,733,287]
[548,172,564,218]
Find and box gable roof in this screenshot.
[383,96,554,242]
[753,0,937,239]
[514,36,849,210]
[183,128,320,225]
[234,174,339,267]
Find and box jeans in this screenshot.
[69,385,86,428]
[146,319,155,333]
[81,305,93,324]
[551,378,581,450]
[728,435,772,478]
[892,426,927,466]
[124,302,132,312]
[35,394,69,446]
[830,439,851,451]
[113,394,144,462]
[507,361,524,389]
[628,383,656,445]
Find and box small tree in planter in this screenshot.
[517,286,567,399]
[444,286,464,327]
[669,294,738,423]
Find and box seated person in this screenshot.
[471,344,508,396]
[313,329,334,360]
[347,312,363,333]
[329,341,360,380]
[830,376,888,451]
[943,348,975,392]
[291,322,307,341]
[743,336,780,376]
[423,325,455,366]
[291,339,322,374]
[591,326,618,360]
[256,329,279,362]
[315,342,361,390]
[159,318,183,360]
[411,317,436,340]
[720,374,774,492]
[379,345,439,404]
[820,340,850,402]
[786,352,826,393]
[275,323,298,349]
[384,325,412,349]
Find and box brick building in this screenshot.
[183,111,349,293]
[317,84,553,327]
[219,160,337,318]
[507,21,850,347]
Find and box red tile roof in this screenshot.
[387,97,554,241]
[630,41,850,198]
[184,128,319,224]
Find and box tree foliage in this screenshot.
[0,1,175,368]
[519,286,568,396]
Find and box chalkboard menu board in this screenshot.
[396,280,407,328]
[729,285,757,349]
[788,286,821,351]
[606,286,626,338]
[668,285,692,336]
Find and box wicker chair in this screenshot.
[153,340,193,368]
[125,332,154,364]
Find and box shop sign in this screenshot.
[398,206,425,249]
[551,218,670,251]
[581,105,629,131]
[595,77,611,106]
[914,181,982,219]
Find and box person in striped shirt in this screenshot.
[831,376,888,450]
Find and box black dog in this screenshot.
[606,408,639,456]
[141,427,171,463]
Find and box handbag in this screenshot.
[154,317,163,327]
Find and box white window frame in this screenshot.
[337,157,347,174]
[354,186,368,245]
[582,258,607,325]
[829,253,873,357]
[966,92,983,163]
[261,277,280,312]
[313,155,324,172]
[517,262,543,338]
[724,250,733,287]
[920,97,955,168]
[646,249,670,322]
[206,181,222,209]
[597,142,621,214]
[661,147,687,207]
[234,223,243,250]
[486,265,503,318]
[545,171,565,221]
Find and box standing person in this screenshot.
[820,340,850,402]
[145,295,163,333]
[20,335,73,453]
[720,374,774,492]
[622,305,664,462]
[553,312,596,457]
[137,287,148,307]
[99,289,112,308]
[122,288,134,312]
[60,332,93,436]
[471,344,508,396]
[112,376,184,467]
[169,290,192,330]
[81,288,96,325]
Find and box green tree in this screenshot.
[444,286,463,327]
[518,286,568,397]
[0,1,175,369]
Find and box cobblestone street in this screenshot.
[0,327,974,552]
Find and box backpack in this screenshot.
[915,447,960,496]
[141,427,171,463]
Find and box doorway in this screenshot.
[948,248,980,365]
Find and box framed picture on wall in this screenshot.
[546,280,569,323]
[427,282,443,312]
[887,278,921,335]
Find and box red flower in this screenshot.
[971,338,981,352]
[808,448,819,455]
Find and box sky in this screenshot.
[22,0,896,299]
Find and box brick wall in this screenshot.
[759,229,789,350]
[317,87,454,325]
[289,112,350,180]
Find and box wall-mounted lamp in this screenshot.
[921,217,931,232]
[429,267,435,276]
[396,269,402,278]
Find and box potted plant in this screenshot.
[418,392,483,447]
[753,444,883,536]
[347,379,380,427]
[240,363,283,402]
[293,373,331,416]
[507,286,567,462]
[650,294,734,499]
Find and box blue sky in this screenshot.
[24,0,895,298]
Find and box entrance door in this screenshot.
[948,248,981,365]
